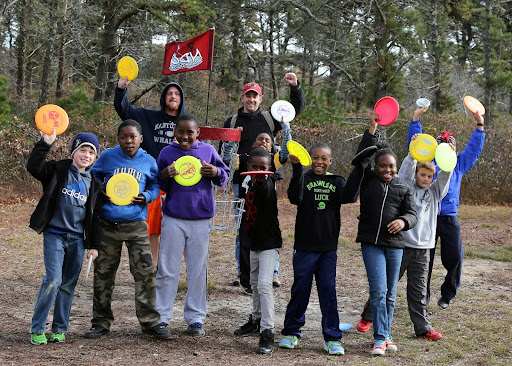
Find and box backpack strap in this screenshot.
[262,110,274,133]
[230,114,237,129]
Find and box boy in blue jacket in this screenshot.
[156,113,230,337]
[28,130,101,345]
[84,119,169,340]
[407,109,485,309]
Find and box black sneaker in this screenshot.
[187,322,205,337]
[84,325,109,339]
[241,285,253,295]
[234,314,260,336]
[143,323,171,339]
[258,329,275,354]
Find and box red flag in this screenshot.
[162,29,215,75]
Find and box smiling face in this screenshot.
[72,146,96,172]
[118,126,142,158]
[174,119,199,150]
[252,133,272,152]
[310,147,332,175]
[375,154,397,182]
[164,86,181,116]
[241,91,262,113]
[415,167,435,188]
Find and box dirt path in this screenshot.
[0,202,511,365]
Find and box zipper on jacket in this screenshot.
[375,183,389,245]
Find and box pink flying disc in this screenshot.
[374,96,400,126]
[240,171,274,176]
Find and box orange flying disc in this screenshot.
[106,173,139,206]
[117,56,139,81]
[287,140,312,166]
[35,104,69,135]
[174,156,202,186]
[463,96,485,116]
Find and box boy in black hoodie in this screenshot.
[278,138,367,355]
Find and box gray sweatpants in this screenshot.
[250,248,279,331]
[156,215,210,325]
[399,247,433,335]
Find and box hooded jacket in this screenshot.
[27,139,101,249]
[114,82,185,159]
[407,119,485,216]
[157,141,230,220]
[91,145,160,223]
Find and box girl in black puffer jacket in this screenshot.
[344,113,417,356]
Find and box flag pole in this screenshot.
[205,68,212,126]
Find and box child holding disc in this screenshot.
[407,109,485,309]
[156,113,229,337]
[231,118,291,294]
[85,119,169,339]
[357,106,453,342]
[27,130,101,345]
[278,131,372,355]
[344,113,417,356]
[234,148,282,354]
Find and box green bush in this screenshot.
[0,74,11,126]
[56,83,102,122]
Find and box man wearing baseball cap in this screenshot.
[223,73,306,294]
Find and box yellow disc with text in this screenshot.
[106,173,139,206]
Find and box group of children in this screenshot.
[27,100,484,357]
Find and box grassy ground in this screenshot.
[0,201,511,365]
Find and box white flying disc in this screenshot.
[416,98,431,108]
[271,100,295,123]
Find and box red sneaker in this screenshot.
[423,329,443,341]
[356,318,372,333]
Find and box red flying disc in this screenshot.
[374,96,400,126]
[240,171,274,176]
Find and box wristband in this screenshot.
[477,123,484,127]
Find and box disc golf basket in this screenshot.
[197,126,244,231]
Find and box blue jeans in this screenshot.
[361,243,403,341]
[31,232,85,334]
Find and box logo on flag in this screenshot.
[163,29,215,75]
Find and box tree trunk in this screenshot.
[55,0,68,99]
[38,0,58,107]
[483,0,492,126]
[15,0,27,98]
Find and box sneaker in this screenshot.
[84,325,110,339]
[438,298,450,309]
[371,340,386,356]
[232,278,240,286]
[241,286,253,295]
[385,336,397,352]
[272,276,281,288]
[30,332,47,345]
[143,323,171,339]
[187,322,205,337]
[279,335,299,349]
[258,329,274,354]
[417,329,443,341]
[50,333,65,343]
[356,318,372,332]
[324,340,345,355]
[234,314,260,336]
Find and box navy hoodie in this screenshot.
[114,82,185,159]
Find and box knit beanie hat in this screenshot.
[71,133,100,156]
[436,131,456,147]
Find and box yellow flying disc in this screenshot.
[287,140,312,166]
[35,104,69,135]
[409,134,438,162]
[106,173,139,206]
[435,143,457,172]
[117,56,139,81]
[174,156,202,186]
